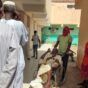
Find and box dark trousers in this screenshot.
[61,53,69,81]
[33,44,38,58]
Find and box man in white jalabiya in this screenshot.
[1,1,28,88]
[0,0,20,88]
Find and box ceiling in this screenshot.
[2,0,79,26]
[2,0,45,11]
[2,0,46,25]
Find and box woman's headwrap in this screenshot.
[63,26,70,36]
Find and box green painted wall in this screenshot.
[42,24,79,45]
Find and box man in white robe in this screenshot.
[1,1,29,88]
[0,1,20,87]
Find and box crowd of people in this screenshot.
[29,26,74,88]
[0,0,88,88]
[29,25,88,88]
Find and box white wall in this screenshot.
[50,3,81,26]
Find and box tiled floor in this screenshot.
[23,44,81,88]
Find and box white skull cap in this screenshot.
[3,1,16,6]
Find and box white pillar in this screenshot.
[76,0,88,68]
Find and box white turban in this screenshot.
[3,1,16,6]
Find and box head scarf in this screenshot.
[63,26,70,36]
[3,1,15,6]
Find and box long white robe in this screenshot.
[0,22,19,88]
[1,19,28,88]
[1,19,28,45]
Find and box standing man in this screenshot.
[32,30,40,59]
[0,0,19,88]
[1,1,28,88]
[53,26,72,85]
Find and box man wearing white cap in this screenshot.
[1,1,28,88]
[3,1,16,6]
[0,0,20,88]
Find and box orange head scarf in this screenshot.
[63,26,70,36]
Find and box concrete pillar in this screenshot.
[29,18,34,49]
[45,0,52,23]
[75,0,88,68]
[37,25,42,41]
[22,14,30,58]
[33,21,36,30]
